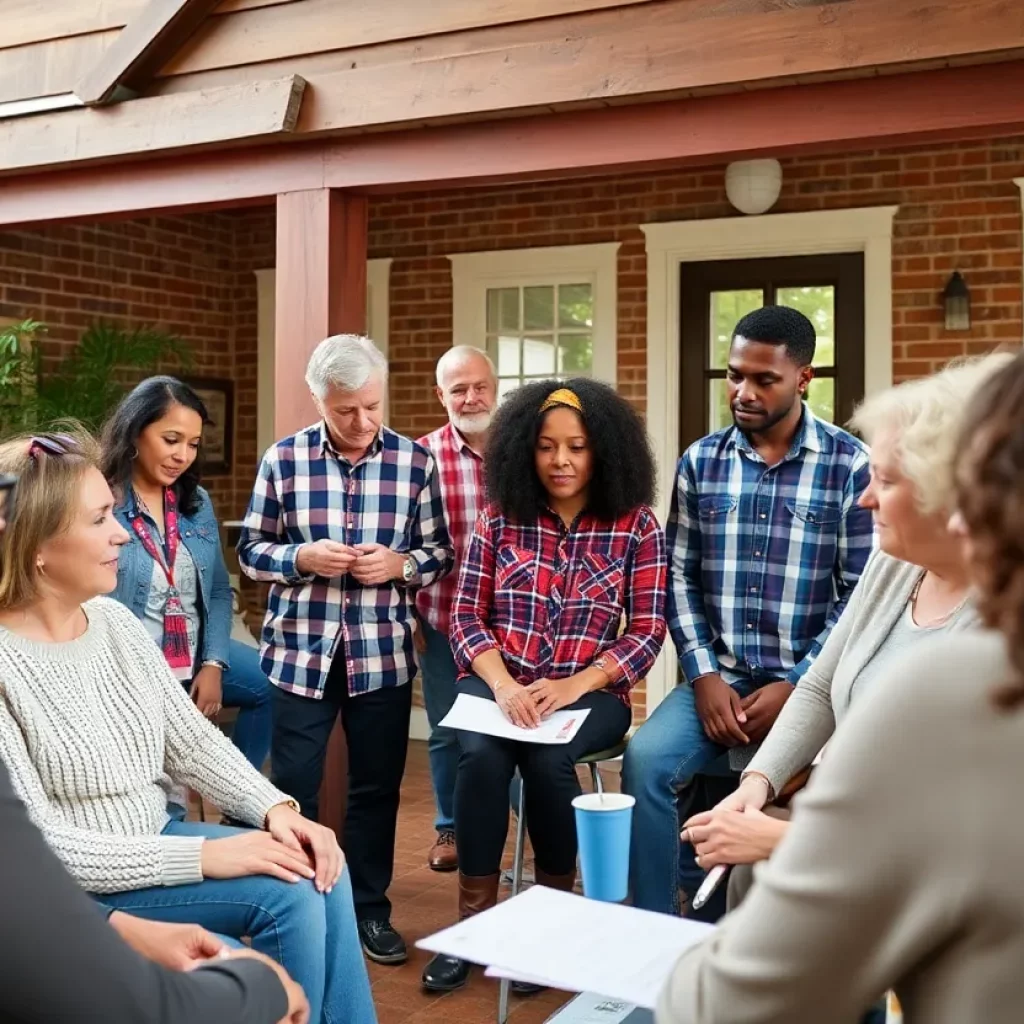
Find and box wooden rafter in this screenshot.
[74,0,223,106]
[3,76,306,173]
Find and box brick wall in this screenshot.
[0,214,259,519]
[371,134,1023,441]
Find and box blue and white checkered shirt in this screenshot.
[666,408,873,686]
[238,423,454,698]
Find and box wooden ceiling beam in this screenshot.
[74,0,223,105]
[1,75,306,174]
[1,62,1023,227]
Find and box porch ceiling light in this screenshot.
[943,271,971,332]
[725,159,783,215]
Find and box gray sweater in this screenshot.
[659,630,1024,1024]
[746,550,979,793]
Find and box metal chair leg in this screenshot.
[589,761,604,795]
[499,774,528,1023]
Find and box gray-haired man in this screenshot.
[239,334,454,965]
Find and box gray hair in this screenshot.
[305,334,389,399]
[850,351,1014,515]
[435,345,496,389]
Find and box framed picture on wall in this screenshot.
[182,376,234,475]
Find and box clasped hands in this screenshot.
[296,539,406,586]
[494,674,588,728]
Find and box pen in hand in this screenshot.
[691,864,727,911]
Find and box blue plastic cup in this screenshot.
[572,792,635,902]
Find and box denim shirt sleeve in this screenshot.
[191,489,233,669]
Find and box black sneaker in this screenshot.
[358,919,408,965]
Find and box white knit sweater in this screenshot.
[0,597,290,894]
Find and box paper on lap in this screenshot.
[417,885,714,1009]
[440,692,590,744]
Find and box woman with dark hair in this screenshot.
[655,351,1024,1023]
[422,378,668,993]
[102,377,272,771]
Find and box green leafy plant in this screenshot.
[0,320,193,435]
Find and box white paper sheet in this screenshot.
[417,885,713,1009]
[439,692,590,744]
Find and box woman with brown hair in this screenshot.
[0,431,376,1024]
[656,350,1024,1024]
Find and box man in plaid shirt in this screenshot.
[414,346,495,873]
[625,306,873,917]
[238,334,453,966]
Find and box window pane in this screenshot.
[710,290,763,368]
[524,286,555,331]
[523,334,556,375]
[498,377,520,401]
[708,378,732,434]
[806,377,835,423]
[558,283,593,329]
[776,285,835,368]
[487,288,520,332]
[558,334,592,374]
[490,334,520,376]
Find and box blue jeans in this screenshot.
[419,621,461,833]
[94,821,377,1024]
[219,639,273,771]
[623,678,754,915]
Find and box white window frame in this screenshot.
[640,205,898,711]
[253,258,393,460]
[448,242,620,386]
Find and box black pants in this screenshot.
[454,675,632,877]
[270,656,412,923]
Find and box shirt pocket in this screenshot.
[574,552,626,606]
[697,495,738,520]
[785,501,843,529]
[495,544,537,592]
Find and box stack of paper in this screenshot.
[417,885,713,1009]
[439,692,590,744]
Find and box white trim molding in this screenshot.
[640,205,898,710]
[254,258,393,459]
[447,242,620,385]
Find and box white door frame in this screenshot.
[640,205,898,711]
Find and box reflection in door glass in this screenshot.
[709,290,763,367]
[776,285,835,367]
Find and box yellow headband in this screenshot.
[539,387,583,415]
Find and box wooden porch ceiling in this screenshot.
[2,60,1024,229]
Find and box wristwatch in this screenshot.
[401,556,417,583]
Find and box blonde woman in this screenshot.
[0,431,375,1024]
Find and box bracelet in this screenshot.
[740,771,775,800]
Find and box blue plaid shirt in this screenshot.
[667,408,873,686]
[238,423,453,698]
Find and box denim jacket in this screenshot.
[111,485,233,669]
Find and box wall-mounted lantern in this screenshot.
[943,271,971,332]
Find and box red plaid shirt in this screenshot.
[451,503,668,705]
[415,422,486,636]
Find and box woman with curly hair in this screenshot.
[422,378,668,993]
[656,350,1024,1023]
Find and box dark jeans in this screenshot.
[270,654,412,924]
[454,675,632,878]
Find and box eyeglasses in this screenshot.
[27,434,77,461]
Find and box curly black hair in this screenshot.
[484,378,656,522]
[100,376,212,516]
[733,304,816,367]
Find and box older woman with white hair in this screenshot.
[238,333,454,966]
[682,353,1009,881]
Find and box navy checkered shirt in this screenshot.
[667,408,874,686]
[238,423,454,698]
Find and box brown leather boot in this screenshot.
[422,873,500,993]
[535,866,577,892]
